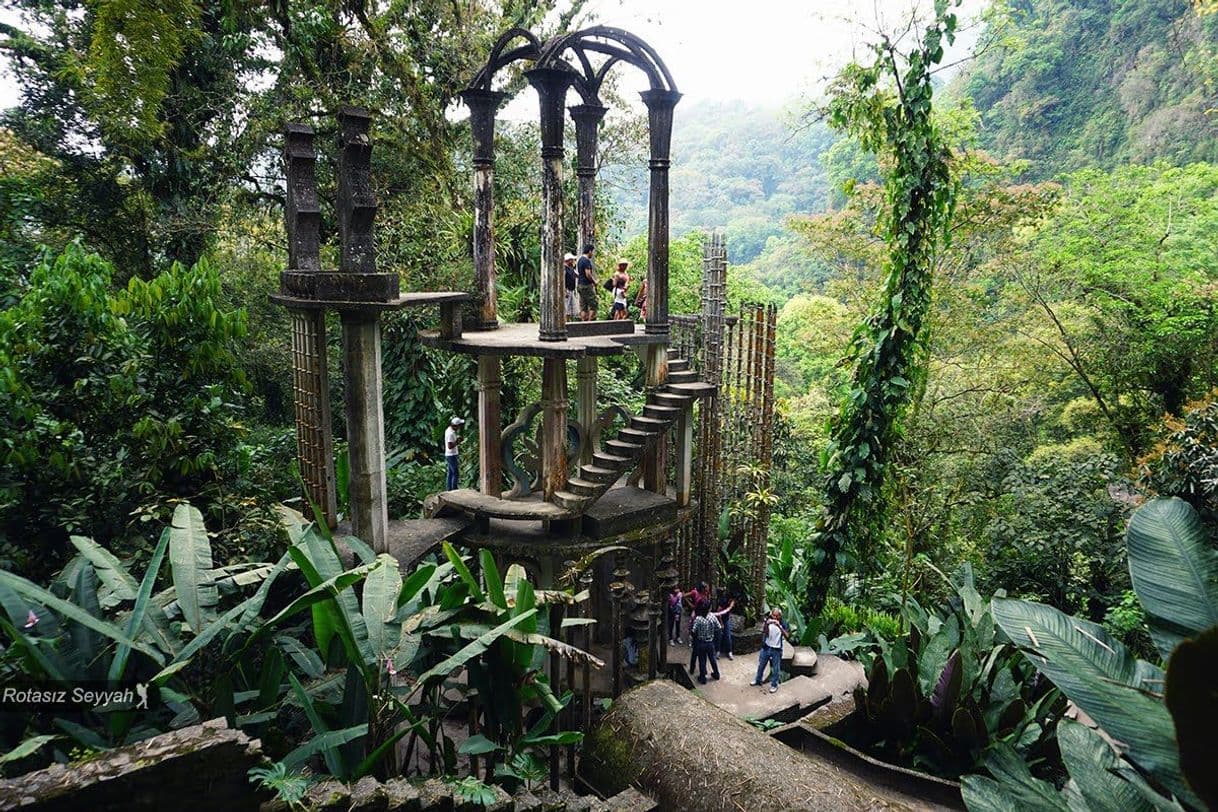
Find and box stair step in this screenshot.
[593,451,630,468]
[643,404,682,420]
[654,392,693,408]
[552,490,590,511]
[617,427,653,444]
[667,370,699,384]
[665,347,682,359]
[667,358,688,372]
[630,415,669,432]
[604,439,643,457]
[580,465,620,483]
[567,477,602,497]
[667,381,716,397]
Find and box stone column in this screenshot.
[640,89,682,337]
[570,105,606,466]
[540,357,569,499]
[674,402,694,507]
[576,357,597,465]
[569,103,607,251]
[642,345,668,494]
[461,89,506,331]
[336,107,388,552]
[282,124,338,528]
[476,356,502,497]
[527,68,574,343]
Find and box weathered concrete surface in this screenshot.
[665,645,865,726]
[0,718,262,812]
[581,680,929,811]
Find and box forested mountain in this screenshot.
[960,0,1218,172]
[609,101,834,264]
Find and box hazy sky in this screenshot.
[0,1,985,116]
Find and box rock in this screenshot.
[349,776,388,811]
[0,718,263,812]
[382,778,422,811]
[416,779,453,812]
[306,780,351,812]
[602,787,658,812]
[510,789,544,812]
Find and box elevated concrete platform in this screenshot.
[336,516,469,568]
[270,290,471,313]
[438,489,574,520]
[420,321,668,359]
[582,486,676,538]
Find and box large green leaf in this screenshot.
[69,535,137,608]
[1125,498,1218,660]
[168,503,217,634]
[110,527,171,682]
[1165,626,1218,811]
[1058,718,1155,812]
[362,554,402,659]
[0,735,57,765]
[292,527,374,669]
[0,570,164,665]
[408,608,538,697]
[992,597,1199,808]
[962,742,1067,812]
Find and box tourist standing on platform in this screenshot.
[689,599,721,684]
[576,243,598,321]
[444,417,463,490]
[714,591,736,660]
[667,585,684,644]
[751,608,792,693]
[563,252,579,321]
[612,259,631,320]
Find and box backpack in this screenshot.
[603,276,614,291]
[564,265,576,290]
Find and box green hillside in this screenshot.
[961,0,1218,172]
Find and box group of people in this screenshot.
[563,244,648,322]
[666,583,793,692]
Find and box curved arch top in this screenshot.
[468,27,542,91]
[536,26,678,94]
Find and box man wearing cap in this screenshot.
[444,417,464,490]
[563,252,579,321]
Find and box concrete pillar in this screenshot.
[675,402,694,507]
[477,356,502,497]
[342,314,389,551]
[642,345,667,494]
[576,357,597,465]
[570,104,607,252]
[640,89,682,337]
[540,357,569,499]
[461,89,506,330]
[527,68,573,343]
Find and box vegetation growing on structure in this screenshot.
[804,1,961,617]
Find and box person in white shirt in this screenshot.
[750,607,793,692]
[444,417,464,490]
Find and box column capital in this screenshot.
[569,103,607,177]
[639,89,683,162]
[526,68,575,156]
[283,123,320,274]
[461,89,507,167]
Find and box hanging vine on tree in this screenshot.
[804,1,961,617]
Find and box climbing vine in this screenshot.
[804,2,960,616]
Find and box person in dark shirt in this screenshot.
[576,243,597,321]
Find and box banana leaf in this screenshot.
[961,742,1068,811]
[69,535,137,608]
[0,569,164,665]
[992,597,1200,808]
[110,527,171,682]
[1125,498,1218,660]
[168,503,217,634]
[362,555,402,659]
[407,609,538,698]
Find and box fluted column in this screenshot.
[640,89,682,336]
[527,68,574,342]
[461,89,506,331]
